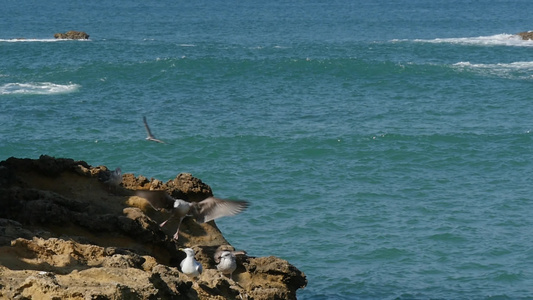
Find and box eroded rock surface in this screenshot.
[0,155,306,299]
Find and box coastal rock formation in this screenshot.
[517,31,533,40]
[54,31,89,39]
[0,155,307,299]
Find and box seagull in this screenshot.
[105,167,122,187]
[214,245,246,279]
[135,190,249,240]
[99,167,122,191]
[215,251,237,279]
[214,245,247,264]
[179,247,203,278]
[143,116,167,144]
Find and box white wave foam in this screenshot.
[0,82,81,95]
[454,61,533,69]
[452,61,533,79]
[395,34,533,47]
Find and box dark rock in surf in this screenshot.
[54,31,89,40]
[517,31,533,40]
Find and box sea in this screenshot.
[2,1,533,299]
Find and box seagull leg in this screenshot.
[172,217,184,240]
[159,216,172,227]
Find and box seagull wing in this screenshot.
[151,137,167,144]
[135,190,175,210]
[196,261,203,274]
[143,116,168,144]
[143,116,156,139]
[192,197,249,223]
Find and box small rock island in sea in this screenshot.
[517,31,533,40]
[54,30,90,39]
[0,155,307,299]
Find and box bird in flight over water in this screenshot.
[143,116,167,144]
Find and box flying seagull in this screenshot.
[179,247,203,278]
[143,116,167,144]
[135,190,249,240]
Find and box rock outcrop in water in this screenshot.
[517,31,533,40]
[0,156,307,299]
[54,31,90,39]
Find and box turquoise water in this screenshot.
[2,1,533,298]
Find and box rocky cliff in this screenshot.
[0,156,307,299]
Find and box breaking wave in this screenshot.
[394,34,533,47]
[452,61,533,80]
[0,82,81,95]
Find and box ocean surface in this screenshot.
[2,1,533,299]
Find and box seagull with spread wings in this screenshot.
[135,190,249,240]
[143,116,167,144]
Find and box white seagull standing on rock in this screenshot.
[214,246,246,280]
[135,190,249,240]
[179,248,203,278]
[216,251,237,279]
